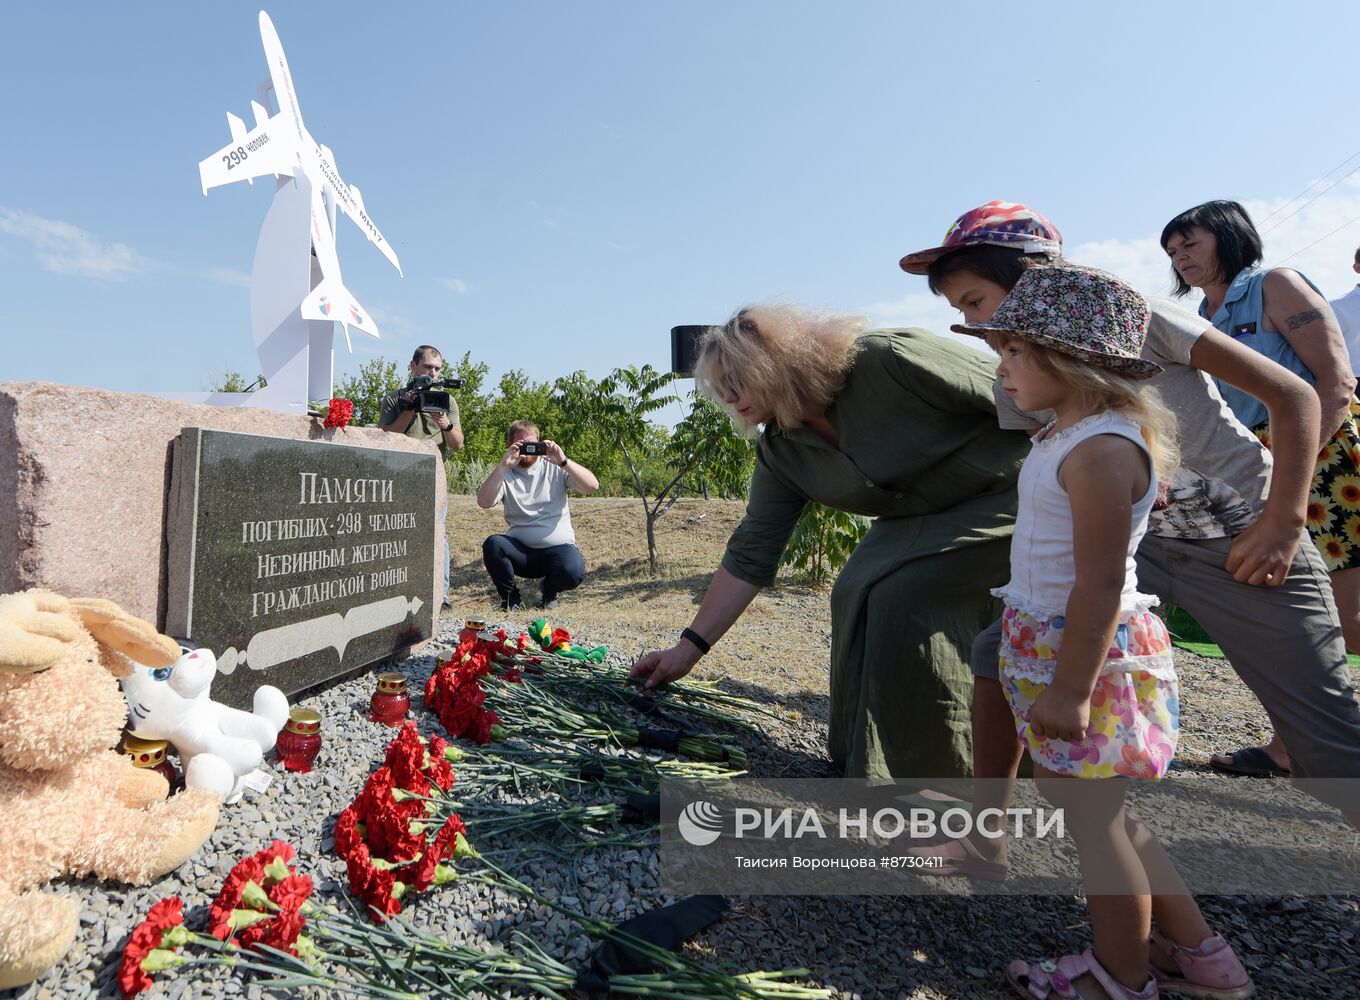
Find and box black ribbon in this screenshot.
[574,895,729,993]
[619,793,660,825]
[635,726,700,750]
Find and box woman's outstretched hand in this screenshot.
[630,643,702,690]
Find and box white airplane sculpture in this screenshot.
[198,10,401,354]
[158,11,402,412]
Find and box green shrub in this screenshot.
[446,458,500,495]
[780,503,869,583]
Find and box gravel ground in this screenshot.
[5,497,1359,999]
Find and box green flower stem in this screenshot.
[160,886,827,999]
[456,860,831,998]
[482,675,744,763]
[490,645,780,728]
[443,738,745,796]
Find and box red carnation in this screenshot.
[261,905,308,952]
[354,766,397,820]
[323,397,354,429]
[401,814,466,892]
[269,873,315,913]
[209,842,312,955]
[424,734,455,791]
[384,723,432,793]
[472,707,501,744]
[118,897,184,999]
[209,856,266,940]
[364,797,427,861]
[359,865,403,921]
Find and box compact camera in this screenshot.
[519,441,548,456]
[402,374,463,415]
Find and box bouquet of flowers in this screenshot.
[308,396,355,429]
[333,723,474,921]
[426,632,748,766]
[325,398,354,428]
[121,838,831,999]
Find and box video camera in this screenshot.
[401,374,463,415]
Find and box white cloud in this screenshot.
[438,277,469,295]
[0,207,153,280]
[861,288,993,355]
[205,265,251,287]
[364,302,420,338]
[1071,176,1360,303]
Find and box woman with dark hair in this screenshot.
[1162,199,1359,775]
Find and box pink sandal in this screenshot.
[1007,949,1158,999]
[1148,928,1254,999]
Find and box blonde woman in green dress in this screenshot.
[631,305,1029,780]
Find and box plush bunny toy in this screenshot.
[120,640,290,804]
[0,590,220,990]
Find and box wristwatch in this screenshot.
[557,455,568,466]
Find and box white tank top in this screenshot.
[993,411,1159,621]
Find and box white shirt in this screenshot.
[495,459,576,548]
[993,411,1158,623]
[1328,285,1360,377]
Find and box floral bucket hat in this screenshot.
[899,200,1063,274]
[951,264,1162,380]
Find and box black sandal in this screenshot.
[1209,745,1291,778]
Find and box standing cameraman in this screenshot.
[381,345,464,605]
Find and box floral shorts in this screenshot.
[999,605,1180,779]
[1255,399,1360,571]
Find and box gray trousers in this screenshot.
[972,532,1360,804]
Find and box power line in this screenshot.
[1262,162,1360,235]
[1273,211,1360,267]
[1257,148,1360,226]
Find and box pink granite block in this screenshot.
[0,381,445,645]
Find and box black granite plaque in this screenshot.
[166,428,437,708]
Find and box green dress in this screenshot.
[722,331,1027,780]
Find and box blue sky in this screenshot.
[3,1,1360,424]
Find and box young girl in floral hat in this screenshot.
[954,264,1253,1000]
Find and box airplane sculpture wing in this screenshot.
[197,115,296,195]
[330,177,403,276]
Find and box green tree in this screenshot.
[465,369,561,464]
[665,393,756,501]
[203,370,267,392]
[555,365,692,573]
[445,351,491,451]
[334,357,402,427]
[779,504,870,583]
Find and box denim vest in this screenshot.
[1199,267,1318,430]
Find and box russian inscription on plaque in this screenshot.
[167,428,437,708]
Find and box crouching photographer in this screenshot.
[381,345,464,604]
[476,420,600,611]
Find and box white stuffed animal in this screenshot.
[121,640,289,804]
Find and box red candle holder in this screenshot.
[370,672,411,726]
[121,732,180,791]
[276,708,323,772]
[460,616,487,645]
